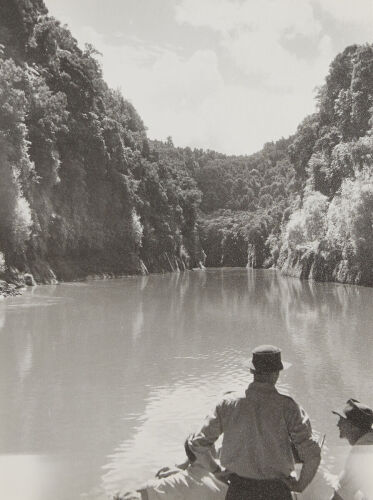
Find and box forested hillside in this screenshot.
[151,138,298,268]
[279,44,373,285]
[0,0,203,290]
[185,43,373,285]
[0,0,372,291]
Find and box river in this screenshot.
[0,268,372,499]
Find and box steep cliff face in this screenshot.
[0,0,204,292]
[277,44,373,286]
[279,246,372,286]
[1,1,372,292]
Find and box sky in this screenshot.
[45,0,373,155]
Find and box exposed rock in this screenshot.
[279,247,314,279]
[247,244,258,268]
[139,260,149,275]
[279,247,373,286]
[24,273,36,286]
[0,279,22,297]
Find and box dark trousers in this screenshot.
[225,474,292,500]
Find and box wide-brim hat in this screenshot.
[332,399,373,430]
[249,345,291,373]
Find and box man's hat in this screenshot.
[249,345,291,373]
[332,399,373,430]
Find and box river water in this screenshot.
[0,268,372,500]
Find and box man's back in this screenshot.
[220,383,301,478]
[191,345,321,499]
[194,382,316,480]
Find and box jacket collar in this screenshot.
[246,381,277,396]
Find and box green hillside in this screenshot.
[0,0,203,290]
[0,0,372,291]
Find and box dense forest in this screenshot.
[279,44,373,285]
[0,0,373,293]
[0,0,204,292]
[150,138,298,269]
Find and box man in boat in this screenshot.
[331,398,373,500]
[117,436,228,500]
[189,345,321,500]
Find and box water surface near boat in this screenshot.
[1,268,372,499]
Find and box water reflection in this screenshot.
[0,269,372,499]
[0,300,5,331]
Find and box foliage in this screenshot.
[284,192,329,249]
[281,43,373,278]
[0,57,34,259]
[1,0,373,283]
[0,1,204,278]
[326,167,373,261]
[149,137,297,267]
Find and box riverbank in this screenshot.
[278,247,373,287]
[0,280,24,298]
[1,246,371,299]
[0,248,205,298]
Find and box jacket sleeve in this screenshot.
[286,399,321,464]
[189,402,224,456]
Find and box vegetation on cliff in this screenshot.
[151,138,298,268]
[152,44,373,284]
[1,1,372,287]
[0,0,203,284]
[279,45,373,285]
